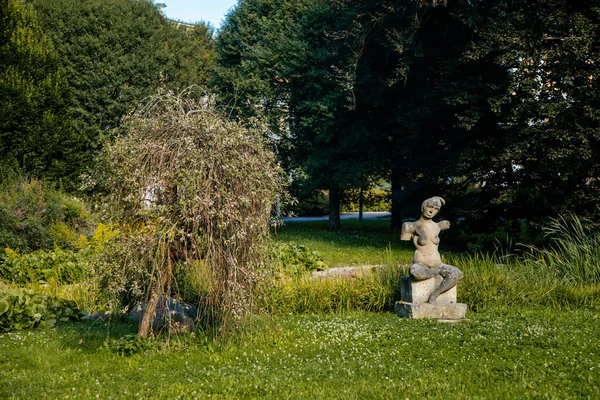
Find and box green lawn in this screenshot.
[1,310,599,399]
[275,219,415,267]
[3,219,599,398]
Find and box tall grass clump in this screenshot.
[258,266,404,314]
[521,213,600,284]
[449,246,600,312]
[92,88,283,337]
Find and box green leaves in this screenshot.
[271,241,327,276]
[0,288,83,332]
[0,0,79,183]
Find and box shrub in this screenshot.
[0,247,87,285]
[0,224,117,287]
[341,188,391,212]
[93,88,284,336]
[271,241,327,276]
[106,334,153,356]
[0,178,94,252]
[0,288,84,332]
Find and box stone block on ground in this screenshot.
[395,301,467,320]
[400,275,456,304]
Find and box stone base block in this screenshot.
[395,301,467,320]
[400,276,456,304]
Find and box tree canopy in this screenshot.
[1,0,216,188]
[0,0,82,183]
[215,0,600,228]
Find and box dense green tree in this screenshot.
[216,0,600,228]
[0,0,83,183]
[457,0,600,222]
[216,0,388,230]
[28,0,215,182]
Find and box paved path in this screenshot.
[283,211,391,223]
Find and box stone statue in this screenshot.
[400,196,463,303]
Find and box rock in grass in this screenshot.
[128,296,197,335]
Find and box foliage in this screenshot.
[0,178,94,252]
[342,188,391,212]
[23,0,215,186]
[521,212,600,285]
[0,311,599,398]
[288,189,329,216]
[0,247,86,285]
[216,0,600,227]
[106,334,153,357]
[455,0,600,221]
[0,288,83,332]
[271,241,327,276]
[93,89,283,336]
[0,0,81,183]
[215,0,391,230]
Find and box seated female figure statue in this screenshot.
[401,196,463,303]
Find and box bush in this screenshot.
[0,224,116,287]
[106,334,153,356]
[341,188,391,212]
[271,241,327,276]
[288,189,329,216]
[0,247,86,285]
[93,89,284,336]
[0,178,94,252]
[0,288,84,332]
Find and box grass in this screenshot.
[274,219,414,267]
[270,219,600,313]
[1,310,599,399]
[3,217,600,398]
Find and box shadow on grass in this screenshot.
[54,318,138,353]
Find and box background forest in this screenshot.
[2,0,599,231]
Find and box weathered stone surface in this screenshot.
[400,276,456,304]
[128,295,198,335]
[310,265,384,280]
[400,196,464,304]
[395,301,467,320]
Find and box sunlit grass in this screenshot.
[274,219,414,267]
[1,310,599,399]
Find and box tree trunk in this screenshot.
[138,261,171,338]
[391,163,402,230]
[138,287,161,338]
[328,184,341,231]
[358,184,364,222]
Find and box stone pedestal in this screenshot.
[395,301,467,320]
[396,276,467,320]
[400,276,456,304]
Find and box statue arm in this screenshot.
[438,220,450,231]
[400,222,414,241]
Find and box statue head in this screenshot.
[421,196,445,219]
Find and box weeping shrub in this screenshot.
[93,88,283,337]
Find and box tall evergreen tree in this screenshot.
[0,0,82,183]
[29,0,215,183]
